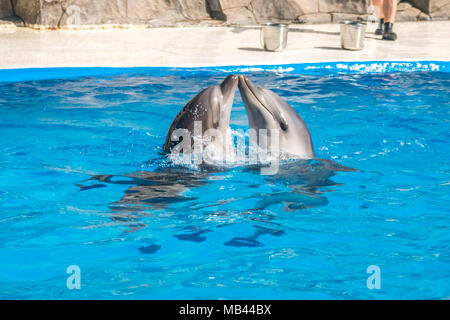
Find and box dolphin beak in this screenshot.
[220,74,239,99]
[238,75,250,92]
[238,75,261,104]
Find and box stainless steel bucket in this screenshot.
[340,21,367,50]
[260,23,289,52]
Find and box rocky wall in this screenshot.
[1,0,448,28]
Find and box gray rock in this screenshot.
[206,0,226,20]
[0,15,24,26]
[12,0,41,25]
[41,0,64,28]
[297,12,332,24]
[318,0,371,14]
[178,0,212,20]
[395,6,421,21]
[288,0,320,15]
[219,0,252,10]
[126,0,173,24]
[417,11,432,20]
[0,0,13,18]
[430,3,450,20]
[9,0,447,28]
[409,0,448,14]
[223,7,255,25]
[252,0,300,22]
[409,0,429,12]
[430,0,450,12]
[397,1,413,11]
[331,12,360,23]
[207,0,255,24]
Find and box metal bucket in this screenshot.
[340,21,367,50]
[260,23,289,52]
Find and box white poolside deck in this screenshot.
[0,21,449,69]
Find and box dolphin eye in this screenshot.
[279,113,288,131]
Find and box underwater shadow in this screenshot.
[79,158,356,249]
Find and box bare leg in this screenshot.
[383,0,397,23]
[373,0,385,19]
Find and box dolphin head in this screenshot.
[238,75,315,159]
[164,75,238,153]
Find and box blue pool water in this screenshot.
[0,67,449,299]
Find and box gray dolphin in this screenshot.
[164,75,239,153]
[238,75,315,159]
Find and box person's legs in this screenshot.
[373,0,385,18]
[382,0,398,40]
[373,0,385,35]
[383,0,397,23]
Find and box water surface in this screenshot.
[0,71,449,299]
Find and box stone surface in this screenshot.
[409,0,430,12]
[206,0,226,20]
[430,0,450,12]
[318,0,370,13]
[0,20,15,32]
[8,0,450,28]
[41,0,64,28]
[252,0,300,22]
[409,0,449,13]
[12,0,40,25]
[430,3,450,20]
[219,0,252,10]
[395,0,450,21]
[297,13,332,24]
[0,0,13,18]
[2,21,450,69]
[12,0,214,28]
[222,7,255,25]
[0,15,24,26]
[397,1,414,11]
[395,6,421,21]
[178,0,211,20]
[61,0,129,26]
[58,0,209,27]
[418,11,432,20]
[331,12,360,22]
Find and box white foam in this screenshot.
[167,128,280,170]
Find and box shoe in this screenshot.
[375,18,384,35]
[382,22,397,41]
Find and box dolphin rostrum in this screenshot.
[238,75,315,159]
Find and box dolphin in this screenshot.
[238,75,315,159]
[164,75,239,154]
